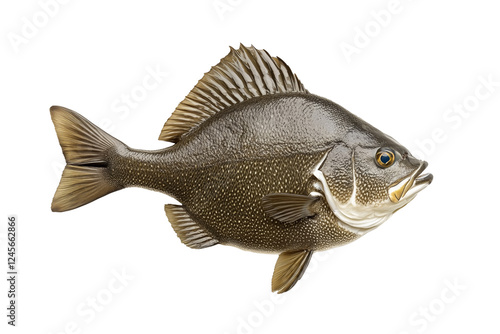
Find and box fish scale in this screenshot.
[50,44,432,293]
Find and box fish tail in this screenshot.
[50,106,125,212]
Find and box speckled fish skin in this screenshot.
[113,93,364,252]
[50,45,432,293]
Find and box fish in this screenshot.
[50,44,433,293]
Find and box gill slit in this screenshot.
[311,152,335,214]
[311,150,386,236]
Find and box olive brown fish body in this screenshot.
[109,93,362,252]
[50,45,432,293]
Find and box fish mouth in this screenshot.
[389,161,433,203]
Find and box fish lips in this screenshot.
[389,161,433,203]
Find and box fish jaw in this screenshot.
[389,161,433,203]
[312,153,433,236]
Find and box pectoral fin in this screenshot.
[272,250,313,293]
[262,193,319,224]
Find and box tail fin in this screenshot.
[50,106,124,212]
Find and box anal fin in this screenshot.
[164,204,219,249]
[272,250,313,293]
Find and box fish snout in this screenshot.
[407,155,423,167]
[389,161,433,203]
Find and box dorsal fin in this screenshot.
[158,44,308,143]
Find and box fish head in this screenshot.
[351,144,433,207]
[317,127,432,235]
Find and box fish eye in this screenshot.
[375,148,396,168]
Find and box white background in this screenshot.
[1,0,499,333]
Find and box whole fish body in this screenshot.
[51,45,432,293]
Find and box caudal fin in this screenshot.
[50,106,124,212]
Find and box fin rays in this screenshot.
[272,250,313,294]
[158,44,308,143]
[50,106,124,212]
[262,193,319,224]
[164,204,219,249]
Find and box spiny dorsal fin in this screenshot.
[164,204,219,249]
[158,44,308,143]
[272,250,313,294]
